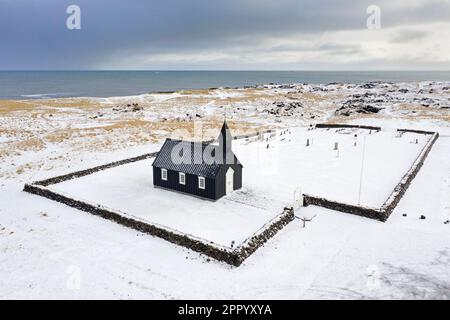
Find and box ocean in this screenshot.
[0,71,449,100]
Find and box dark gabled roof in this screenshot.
[152,139,240,178]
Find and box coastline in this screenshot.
[1,70,450,100]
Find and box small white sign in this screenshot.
[66,265,81,290]
[293,187,303,211]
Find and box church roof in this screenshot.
[152,121,242,178]
[152,139,223,178]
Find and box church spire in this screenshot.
[218,120,233,162]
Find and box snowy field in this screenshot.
[49,160,277,248]
[45,127,429,251]
[1,121,449,299]
[49,127,429,224]
[1,79,449,299]
[232,128,429,208]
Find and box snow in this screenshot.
[232,128,428,208]
[43,128,428,250]
[1,131,449,299]
[1,81,450,299]
[2,135,450,299]
[48,160,277,248]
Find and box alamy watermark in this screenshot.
[66,5,81,30]
[66,265,81,290]
[168,121,279,173]
[366,5,381,30]
[170,132,235,165]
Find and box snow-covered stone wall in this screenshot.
[381,130,440,218]
[23,146,294,266]
[303,125,439,222]
[24,180,294,266]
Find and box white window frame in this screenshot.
[161,168,167,181]
[198,176,205,189]
[179,172,186,185]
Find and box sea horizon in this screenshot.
[1,70,449,100]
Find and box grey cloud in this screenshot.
[0,0,448,69]
[391,30,428,43]
[318,43,362,51]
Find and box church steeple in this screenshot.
[218,120,233,161]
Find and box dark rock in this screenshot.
[361,105,382,113]
[335,104,382,116]
[113,103,143,112]
[264,101,303,116]
[359,83,377,89]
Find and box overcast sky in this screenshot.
[0,0,449,70]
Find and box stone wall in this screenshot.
[233,129,275,140]
[302,127,439,222]
[23,125,437,264]
[397,128,436,135]
[24,182,294,266]
[35,153,158,186]
[380,131,439,218]
[29,128,274,188]
[236,207,295,262]
[23,136,294,267]
[24,183,241,265]
[303,195,384,221]
[315,123,382,131]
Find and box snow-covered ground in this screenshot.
[1,128,449,299]
[49,160,277,248]
[1,81,450,299]
[233,127,428,208]
[45,127,429,252]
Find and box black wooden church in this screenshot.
[152,121,243,200]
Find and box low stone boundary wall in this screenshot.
[303,195,384,221]
[397,128,436,135]
[23,138,294,267]
[236,207,294,261]
[23,182,294,266]
[302,126,439,222]
[35,153,158,186]
[23,124,438,264]
[315,123,381,131]
[381,131,439,217]
[30,127,274,187]
[234,129,275,140]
